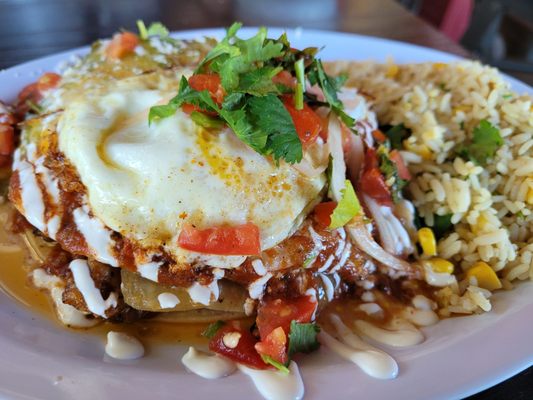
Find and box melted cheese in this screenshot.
[57,74,326,267]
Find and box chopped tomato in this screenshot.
[389,150,411,180]
[282,96,322,145]
[256,296,317,340]
[272,70,297,89]
[17,82,40,105]
[0,125,15,156]
[209,325,268,369]
[372,129,387,143]
[106,31,139,59]
[188,74,225,104]
[37,73,61,92]
[314,201,337,228]
[360,168,392,205]
[178,222,261,256]
[359,148,393,205]
[255,327,288,365]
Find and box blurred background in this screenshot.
[0,0,531,84]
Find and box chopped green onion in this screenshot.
[261,355,290,374]
[294,58,305,110]
[136,20,148,40]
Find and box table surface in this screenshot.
[0,0,531,398]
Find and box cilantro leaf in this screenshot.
[202,320,225,339]
[455,120,503,166]
[220,107,267,152]
[329,180,361,229]
[247,94,302,163]
[378,148,408,203]
[261,355,290,374]
[288,321,320,357]
[432,213,453,239]
[383,123,411,150]
[238,66,282,96]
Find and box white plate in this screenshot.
[0,28,532,400]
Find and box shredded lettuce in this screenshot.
[137,20,169,40]
[288,321,320,357]
[202,320,225,339]
[329,180,361,229]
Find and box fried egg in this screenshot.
[57,72,327,268]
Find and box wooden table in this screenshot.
[0,0,530,398]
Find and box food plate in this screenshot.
[0,28,532,400]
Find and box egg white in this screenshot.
[58,73,327,267]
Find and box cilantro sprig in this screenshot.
[148,23,354,164]
[455,119,503,166]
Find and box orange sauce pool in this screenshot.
[0,192,212,348]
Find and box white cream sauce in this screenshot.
[16,160,46,232]
[354,319,424,347]
[238,361,304,400]
[68,259,118,317]
[157,292,180,309]
[105,331,144,360]
[32,268,98,328]
[137,261,161,282]
[319,315,398,379]
[73,205,118,267]
[181,347,237,379]
[248,272,272,300]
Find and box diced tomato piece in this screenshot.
[209,326,269,369]
[178,223,261,256]
[372,129,387,143]
[0,125,15,156]
[37,73,61,92]
[255,327,288,365]
[17,82,41,104]
[256,296,317,340]
[282,96,322,145]
[272,70,297,89]
[188,74,225,104]
[389,150,411,180]
[360,168,392,205]
[363,147,379,172]
[106,31,139,59]
[314,201,337,228]
[181,103,218,117]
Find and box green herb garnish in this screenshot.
[378,148,408,203]
[287,321,320,357]
[202,320,225,339]
[261,355,290,374]
[137,20,169,40]
[455,119,503,166]
[383,123,411,150]
[149,23,353,164]
[432,213,453,239]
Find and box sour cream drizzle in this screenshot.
[69,259,118,317]
[354,318,424,347]
[16,160,46,232]
[319,314,398,379]
[181,347,236,379]
[238,361,304,400]
[73,205,118,267]
[105,331,144,360]
[137,261,161,282]
[158,292,180,309]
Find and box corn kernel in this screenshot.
[386,64,399,78]
[527,188,533,205]
[433,62,446,70]
[465,261,502,291]
[403,140,432,160]
[418,227,437,257]
[428,258,454,274]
